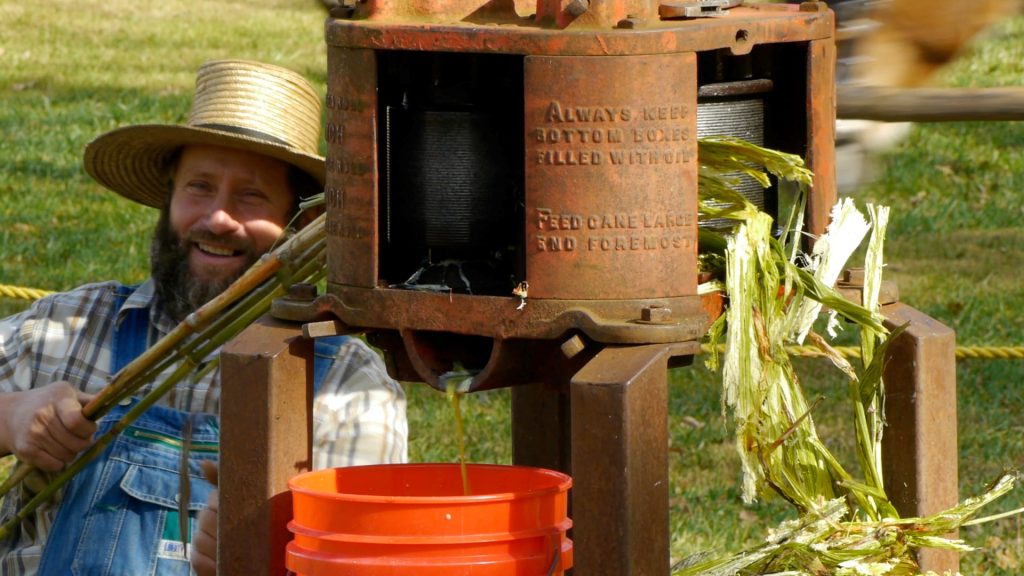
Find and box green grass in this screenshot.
[0,0,329,315]
[2,1,1024,573]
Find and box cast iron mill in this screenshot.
[215,1,959,574]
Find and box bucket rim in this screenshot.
[289,463,572,504]
[285,538,574,572]
[287,517,573,545]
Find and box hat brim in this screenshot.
[84,124,326,208]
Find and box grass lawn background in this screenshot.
[2,1,1023,572]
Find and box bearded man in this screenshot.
[0,59,408,576]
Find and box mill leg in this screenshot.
[511,383,572,474]
[568,343,693,576]
[880,303,959,573]
[510,339,591,474]
[219,316,312,576]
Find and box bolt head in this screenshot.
[641,306,672,322]
[842,268,866,285]
[566,0,589,17]
[560,334,587,359]
[286,283,318,301]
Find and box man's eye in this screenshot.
[241,189,268,201]
[187,181,211,192]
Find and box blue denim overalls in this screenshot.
[37,285,344,575]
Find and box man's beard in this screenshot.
[150,208,261,324]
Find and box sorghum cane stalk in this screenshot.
[92,234,326,414]
[83,212,326,416]
[679,137,1018,574]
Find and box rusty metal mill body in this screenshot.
[296,1,839,389]
[216,2,960,575]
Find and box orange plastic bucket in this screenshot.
[286,463,573,575]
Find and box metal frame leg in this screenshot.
[881,302,959,573]
[568,343,692,576]
[219,316,312,576]
[512,383,572,474]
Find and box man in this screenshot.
[0,60,407,575]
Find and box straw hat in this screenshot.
[84,59,325,208]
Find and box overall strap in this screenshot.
[313,335,349,395]
[39,283,217,576]
[111,283,149,372]
[112,283,346,392]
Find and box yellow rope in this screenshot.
[951,345,1024,360]
[0,284,54,302]
[700,343,1024,360]
[4,283,1024,359]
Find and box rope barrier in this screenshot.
[949,345,1024,360]
[0,284,54,302]
[699,343,1024,360]
[4,283,1023,359]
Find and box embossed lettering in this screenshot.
[631,127,690,143]
[641,105,689,121]
[325,187,344,208]
[536,235,578,252]
[325,122,344,144]
[534,128,624,144]
[536,209,583,230]
[545,101,631,123]
[326,157,370,176]
[584,234,693,251]
[536,150,602,166]
[606,148,694,165]
[585,211,695,229]
[325,218,367,239]
[325,93,353,110]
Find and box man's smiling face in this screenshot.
[152,144,295,322]
[169,144,293,285]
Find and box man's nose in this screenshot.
[201,194,242,235]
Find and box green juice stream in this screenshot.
[446,381,471,496]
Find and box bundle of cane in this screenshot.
[0,211,327,540]
[676,137,1019,574]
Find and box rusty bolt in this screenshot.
[303,320,344,339]
[561,334,587,359]
[329,3,356,18]
[641,305,672,323]
[285,282,318,301]
[841,268,866,286]
[566,0,589,17]
[615,15,643,29]
[800,1,827,12]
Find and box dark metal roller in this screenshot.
[697,79,769,227]
[388,108,513,248]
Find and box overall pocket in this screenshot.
[39,403,218,576]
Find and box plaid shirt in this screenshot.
[0,279,407,575]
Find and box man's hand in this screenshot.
[191,459,219,576]
[0,381,96,471]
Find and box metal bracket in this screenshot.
[659,0,743,19]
